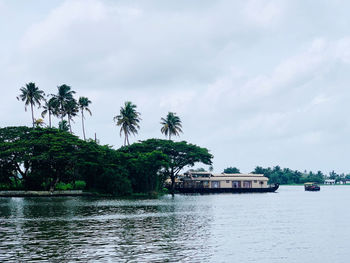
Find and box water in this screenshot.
[1,186,350,262]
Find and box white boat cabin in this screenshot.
[180,171,269,189]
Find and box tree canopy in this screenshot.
[223,167,240,173]
[119,139,213,193]
[0,127,212,195]
[160,112,183,140]
[113,101,141,146]
[17,82,45,127]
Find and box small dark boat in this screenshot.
[304,182,320,191]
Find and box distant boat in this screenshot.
[304,182,320,191]
[171,172,279,193]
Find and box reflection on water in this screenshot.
[1,186,350,262]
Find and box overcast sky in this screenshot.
[1,0,350,174]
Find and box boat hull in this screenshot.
[174,184,279,193]
[305,188,320,191]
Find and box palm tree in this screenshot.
[160,112,183,140]
[51,84,76,123]
[58,120,69,132]
[113,101,141,146]
[78,97,92,140]
[65,99,78,133]
[41,97,58,128]
[17,82,45,127]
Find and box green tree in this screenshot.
[17,82,45,127]
[52,84,76,123]
[0,126,135,194]
[65,98,78,133]
[41,97,58,128]
[78,97,92,140]
[120,139,213,193]
[113,101,141,146]
[58,120,69,132]
[160,112,183,140]
[223,167,240,173]
[0,126,85,190]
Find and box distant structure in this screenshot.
[324,179,335,185]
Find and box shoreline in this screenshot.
[0,190,95,197]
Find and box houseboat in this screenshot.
[173,171,279,193]
[304,182,320,191]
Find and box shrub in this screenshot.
[55,182,73,191]
[74,180,86,190]
[95,168,132,196]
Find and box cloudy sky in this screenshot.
[1,0,350,174]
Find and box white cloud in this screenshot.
[3,0,350,173]
[243,0,285,27]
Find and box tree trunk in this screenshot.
[31,103,35,127]
[81,109,86,140]
[49,111,52,128]
[68,116,72,133]
[124,129,129,146]
[49,177,59,192]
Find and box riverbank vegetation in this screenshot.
[2,82,214,195]
[0,126,212,195]
[221,166,350,184]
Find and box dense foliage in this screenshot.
[119,139,213,193]
[252,166,328,184]
[0,127,212,195]
[223,167,241,174]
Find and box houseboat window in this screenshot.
[232,181,241,188]
[254,180,257,183]
[243,181,252,188]
[226,180,230,183]
[211,181,220,188]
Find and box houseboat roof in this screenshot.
[182,172,268,181]
[213,173,265,177]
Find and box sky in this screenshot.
[1,0,350,174]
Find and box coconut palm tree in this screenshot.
[160,112,183,140]
[17,82,45,127]
[65,99,78,133]
[58,120,69,132]
[78,97,92,140]
[41,97,58,128]
[51,84,76,123]
[113,101,141,146]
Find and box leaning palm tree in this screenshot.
[65,99,78,133]
[51,84,76,123]
[113,101,141,146]
[78,97,92,140]
[17,82,45,127]
[41,97,58,128]
[160,112,183,140]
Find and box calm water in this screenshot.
[1,186,350,262]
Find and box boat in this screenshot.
[172,171,279,193]
[304,182,320,191]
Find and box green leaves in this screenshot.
[113,101,141,146]
[160,112,183,140]
[0,127,213,195]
